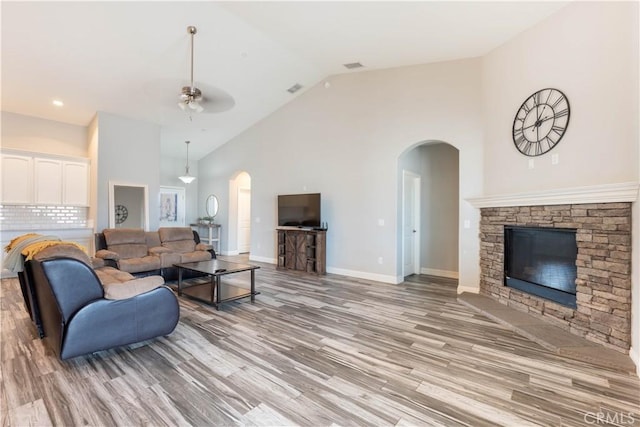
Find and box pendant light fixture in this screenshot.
[178,141,196,184]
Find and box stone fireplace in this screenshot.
[469,184,637,354]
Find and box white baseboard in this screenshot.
[221,250,240,256]
[326,266,402,284]
[249,255,276,264]
[630,345,640,377]
[420,267,459,279]
[457,285,480,294]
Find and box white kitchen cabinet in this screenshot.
[34,158,63,204]
[1,154,33,203]
[1,150,89,206]
[62,161,89,206]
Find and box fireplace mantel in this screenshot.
[467,182,639,208]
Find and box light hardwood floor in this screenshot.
[1,258,639,426]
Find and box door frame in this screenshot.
[402,170,421,277]
[237,186,251,253]
[108,181,149,230]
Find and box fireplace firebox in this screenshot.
[504,226,577,308]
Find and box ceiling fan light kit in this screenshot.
[178,26,205,114]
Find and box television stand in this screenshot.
[276,227,326,275]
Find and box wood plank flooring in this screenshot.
[1,257,639,426]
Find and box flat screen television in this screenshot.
[278,193,321,228]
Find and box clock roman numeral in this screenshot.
[551,96,565,109]
[543,136,556,151]
[555,109,569,119]
[533,92,539,105]
[551,125,564,136]
[522,101,532,114]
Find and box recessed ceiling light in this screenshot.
[52,100,64,107]
[287,83,303,94]
[343,62,364,69]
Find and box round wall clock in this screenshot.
[512,88,570,157]
[115,204,128,224]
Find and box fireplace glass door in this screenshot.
[504,226,577,308]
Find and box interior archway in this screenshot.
[397,141,460,281]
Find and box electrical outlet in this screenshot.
[464,220,470,229]
[528,159,535,169]
[378,219,385,226]
[551,153,559,165]
[255,217,261,223]
[378,257,383,265]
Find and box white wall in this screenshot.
[482,2,638,195]
[482,1,639,369]
[420,144,459,273]
[198,58,483,286]
[95,112,161,231]
[160,155,199,225]
[633,0,640,376]
[1,112,87,157]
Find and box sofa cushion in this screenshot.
[159,227,197,253]
[118,256,161,273]
[103,229,148,259]
[145,231,162,249]
[102,276,165,300]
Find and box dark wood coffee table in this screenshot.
[174,259,260,310]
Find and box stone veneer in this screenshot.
[479,202,632,353]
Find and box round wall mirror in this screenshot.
[206,194,219,218]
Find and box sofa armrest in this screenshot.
[148,246,172,255]
[95,249,120,261]
[195,243,212,251]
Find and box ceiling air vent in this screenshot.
[343,62,364,69]
[287,83,303,94]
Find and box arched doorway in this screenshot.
[398,142,459,279]
[228,171,251,255]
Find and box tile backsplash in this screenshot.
[0,205,88,230]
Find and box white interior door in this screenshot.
[238,187,251,253]
[403,171,420,277]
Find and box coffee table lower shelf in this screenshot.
[173,260,260,310]
[178,280,260,309]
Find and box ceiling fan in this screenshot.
[178,26,235,115]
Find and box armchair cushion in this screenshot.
[103,276,165,300]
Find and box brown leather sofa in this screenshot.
[94,227,214,279]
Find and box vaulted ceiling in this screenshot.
[1,1,567,160]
